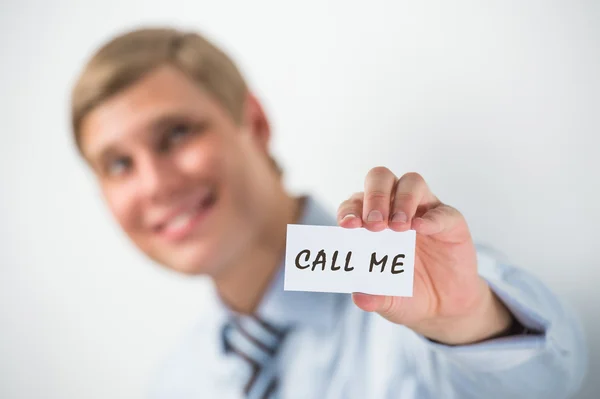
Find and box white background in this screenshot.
[1,0,598,398]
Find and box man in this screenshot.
[70,27,586,398]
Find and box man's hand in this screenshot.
[337,167,514,345]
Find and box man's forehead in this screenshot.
[80,66,211,157]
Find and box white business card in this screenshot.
[284,224,416,296]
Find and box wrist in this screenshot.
[414,280,514,345]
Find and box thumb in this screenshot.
[352,293,406,324]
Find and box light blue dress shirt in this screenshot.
[150,197,587,398]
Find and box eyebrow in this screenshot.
[147,113,195,135]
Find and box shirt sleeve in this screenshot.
[417,246,588,399]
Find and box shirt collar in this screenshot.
[215,195,344,333]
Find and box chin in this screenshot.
[170,263,211,276]
[160,254,214,276]
[157,245,225,276]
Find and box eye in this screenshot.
[105,156,132,177]
[159,124,191,151]
[169,124,190,141]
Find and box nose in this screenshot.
[136,153,185,203]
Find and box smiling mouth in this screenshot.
[155,191,217,241]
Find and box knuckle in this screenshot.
[380,296,401,319]
[403,171,425,184]
[339,192,364,211]
[350,191,364,201]
[365,190,389,203]
[423,207,444,221]
[444,204,464,221]
[338,201,361,216]
[437,204,457,216]
[337,202,354,214]
[443,204,459,214]
[368,166,394,179]
[350,198,363,208]
[393,192,416,206]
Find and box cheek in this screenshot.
[178,137,225,179]
[103,183,142,234]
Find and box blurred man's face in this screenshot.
[80,66,277,275]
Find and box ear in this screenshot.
[242,92,271,152]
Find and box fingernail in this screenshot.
[366,210,383,222]
[342,213,356,221]
[391,212,408,223]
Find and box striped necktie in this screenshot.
[222,315,289,399]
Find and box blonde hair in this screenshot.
[70,27,248,150]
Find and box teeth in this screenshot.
[158,190,216,235]
[166,209,196,231]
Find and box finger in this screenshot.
[412,204,465,238]
[389,172,440,232]
[362,167,397,231]
[337,192,364,229]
